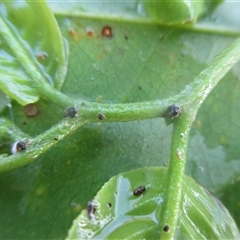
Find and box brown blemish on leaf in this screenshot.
[74,204,82,212]
[68,28,76,36]
[37,53,47,60]
[194,120,201,128]
[24,104,38,117]
[68,28,79,41]
[35,187,44,196]
[102,26,113,38]
[96,95,103,102]
[86,27,95,37]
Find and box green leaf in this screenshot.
[143,0,219,24]
[0,1,240,239]
[67,167,239,239]
[48,0,223,26]
[0,0,68,105]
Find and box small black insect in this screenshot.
[11,140,26,154]
[64,106,77,118]
[133,186,146,196]
[87,200,96,220]
[163,105,180,119]
[98,113,105,120]
[163,225,170,232]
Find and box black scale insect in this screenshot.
[11,140,26,154]
[133,186,146,196]
[163,225,170,232]
[162,105,180,119]
[64,106,78,118]
[87,200,96,220]
[98,113,105,120]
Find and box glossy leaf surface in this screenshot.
[0,0,67,105]
[67,167,239,239]
[0,1,240,239]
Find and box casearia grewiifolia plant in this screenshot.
[1,36,240,239]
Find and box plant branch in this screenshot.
[184,37,240,119]
[1,38,240,174]
[75,100,174,122]
[159,37,240,239]
[0,117,29,148]
[160,113,191,239]
[51,38,240,123]
[0,118,88,173]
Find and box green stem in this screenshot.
[69,38,240,123]
[75,100,173,122]
[185,37,240,117]
[53,10,240,37]
[3,1,239,123]
[0,118,88,173]
[1,38,240,174]
[160,113,191,239]
[159,36,240,239]
[0,117,29,148]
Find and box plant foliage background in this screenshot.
[0,0,240,239]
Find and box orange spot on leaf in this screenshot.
[102,26,113,38]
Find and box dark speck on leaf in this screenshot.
[138,86,142,90]
[163,225,170,232]
[102,26,113,38]
[64,106,77,118]
[37,53,47,60]
[133,186,146,196]
[107,203,112,208]
[124,35,128,40]
[98,113,105,120]
[86,27,94,37]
